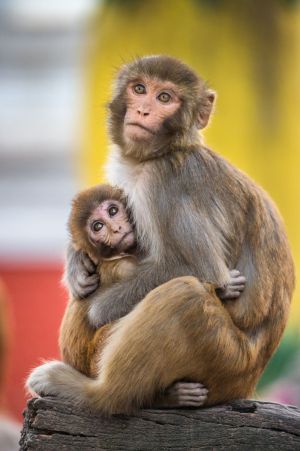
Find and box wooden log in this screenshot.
[20,397,300,450]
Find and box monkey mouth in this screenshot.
[119,231,134,243]
[125,122,155,135]
[118,231,135,250]
[100,232,134,257]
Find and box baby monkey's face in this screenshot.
[86,199,135,254]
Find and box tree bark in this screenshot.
[20,397,300,450]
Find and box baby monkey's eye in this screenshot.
[133,83,146,94]
[92,221,103,232]
[158,92,171,103]
[108,205,119,216]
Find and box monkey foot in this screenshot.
[158,381,208,408]
[26,360,69,397]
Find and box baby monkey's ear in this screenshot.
[196,88,216,129]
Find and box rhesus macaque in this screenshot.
[27,55,294,416]
[60,183,243,406]
[59,184,137,378]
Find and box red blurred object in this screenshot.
[0,262,66,421]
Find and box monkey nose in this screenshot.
[137,108,150,116]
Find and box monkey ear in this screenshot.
[196,89,216,129]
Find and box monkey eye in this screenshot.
[133,83,146,94]
[92,221,104,232]
[108,205,119,217]
[158,92,171,103]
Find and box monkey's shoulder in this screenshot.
[162,146,289,247]
[190,146,252,187]
[183,147,280,211]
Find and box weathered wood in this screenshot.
[20,397,300,450]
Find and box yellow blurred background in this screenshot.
[83,0,300,323]
[0,0,299,424]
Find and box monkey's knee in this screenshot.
[141,276,213,314]
[163,276,214,299]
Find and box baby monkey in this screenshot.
[60,184,245,408]
[60,184,137,379]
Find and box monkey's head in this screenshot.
[69,185,136,261]
[109,55,215,161]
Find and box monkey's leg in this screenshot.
[89,324,115,377]
[92,276,259,412]
[59,299,113,377]
[59,300,96,376]
[27,276,259,415]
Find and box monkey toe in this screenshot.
[175,391,208,407]
[167,381,208,407]
[171,381,206,392]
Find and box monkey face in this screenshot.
[86,200,135,253]
[123,79,181,143]
[108,56,216,161]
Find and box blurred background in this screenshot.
[0,0,299,426]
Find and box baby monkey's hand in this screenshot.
[64,244,99,299]
[217,269,246,300]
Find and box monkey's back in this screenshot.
[152,146,294,376]
[197,147,295,373]
[168,147,295,402]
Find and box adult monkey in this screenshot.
[27,56,294,415]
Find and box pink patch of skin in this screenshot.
[124,78,181,142]
[86,200,135,252]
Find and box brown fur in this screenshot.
[87,277,262,412]
[68,184,125,262]
[27,56,295,416]
[59,299,114,378]
[59,185,137,377]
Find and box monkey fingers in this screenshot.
[81,253,97,274]
[65,246,99,298]
[72,272,99,299]
[227,271,246,298]
[76,273,99,299]
[222,285,245,299]
[229,269,246,283]
[218,269,246,300]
